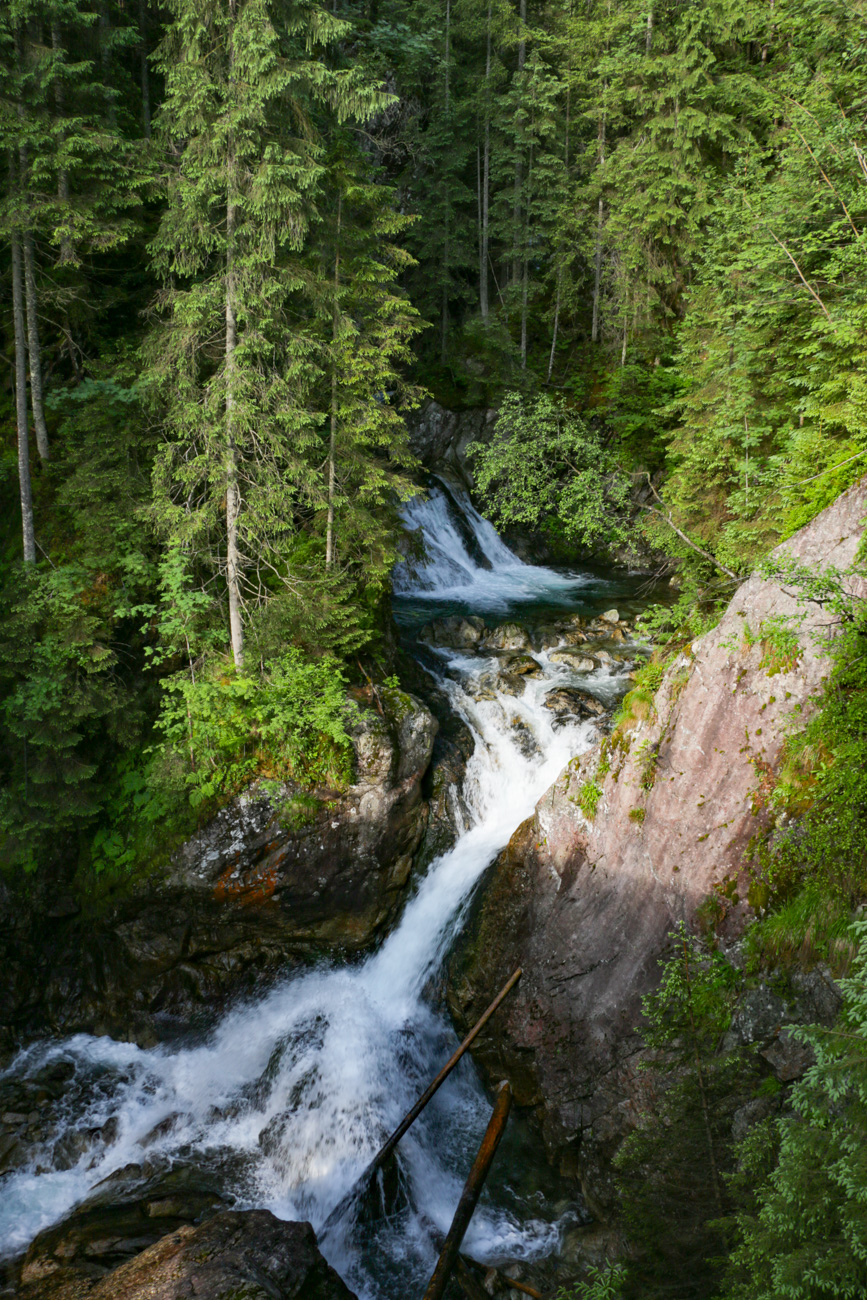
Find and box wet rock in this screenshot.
[53,1127,100,1171]
[600,609,619,624]
[508,718,543,760]
[420,615,486,649]
[544,689,608,724]
[499,653,542,677]
[405,400,496,488]
[13,1162,229,1296]
[1,690,438,1046]
[0,1131,25,1173]
[494,674,529,698]
[547,651,598,671]
[481,623,532,652]
[447,477,867,1210]
[16,1203,355,1300]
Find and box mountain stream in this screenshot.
[0,479,648,1297]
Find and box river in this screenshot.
[0,479,646,1297]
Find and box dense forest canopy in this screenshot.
[4,1,867,1294]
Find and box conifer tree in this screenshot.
[146,0,391,669]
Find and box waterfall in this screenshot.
[0,487,633,1297]
[393,477,588,610]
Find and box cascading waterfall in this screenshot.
[0,482,637,1298]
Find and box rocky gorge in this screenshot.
[2,457,865,1300]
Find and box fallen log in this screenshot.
[322,968,521,1235]
[422,1081,513,1300]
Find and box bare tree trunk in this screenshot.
[547,274,561,384]
[547,81,570,385]
[22,230,50,461]
[441,0,451,365]
[225,199,244,669]
[15,29,50,461]
[10,168,36,565]
[479,0,492,320]
[645,5,653,54]
[591,97,606,344]
[51,21,73,265]
[138,0,151,138]
[326,196,342,568]
[520,146,532,369]
[99,3,117,128]
[510,0,527,283]
[591,196,604,342]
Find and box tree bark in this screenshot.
[51,21,73,265]
[520,145,532,369]
[510,0,527,283]
[326,196,342,568]
[441,0,451,365]
[22,229,50,461]
[479,0,492,320]
[225,200,244,669]
[547,80,570,385]
[10,176,36,565]
[138,0,151,138]
[591,97,606,344]
[547,275,561,383]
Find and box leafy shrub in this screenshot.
[723,918,867,1299]
[156,649,356,807]
[467,391,631,550]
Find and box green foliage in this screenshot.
[576,778,602,820]
[722,918,867,1299]
[0,566,142,872]
[741,561,867,941]
[155,649,356,807]
[615,924,749,1299]
[555,1263,627,1300]
[467,392,631,550]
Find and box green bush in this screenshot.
[156,649,357,807]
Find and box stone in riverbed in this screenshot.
[419,614,486,648]
[544,689,608,723]
[600,609,620,624]
[499,653,543,677]
[548,650,598,671]
[481,622,531,652]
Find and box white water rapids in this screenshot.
[0,481,637,1296]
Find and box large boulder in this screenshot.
[1,690,437,1049]
[16,1194,355,1300]
[447,478,867,1212]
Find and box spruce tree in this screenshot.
[146,0,391,669]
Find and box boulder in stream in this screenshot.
[16,1199,355,1300]
[481,622,532,652]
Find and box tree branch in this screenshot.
[638,475,740,581]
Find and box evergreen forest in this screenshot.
[4,0,867,1296]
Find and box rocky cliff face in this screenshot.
[405,399,497,489]
[1,690,437,1052]
[447,477,867,1211]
